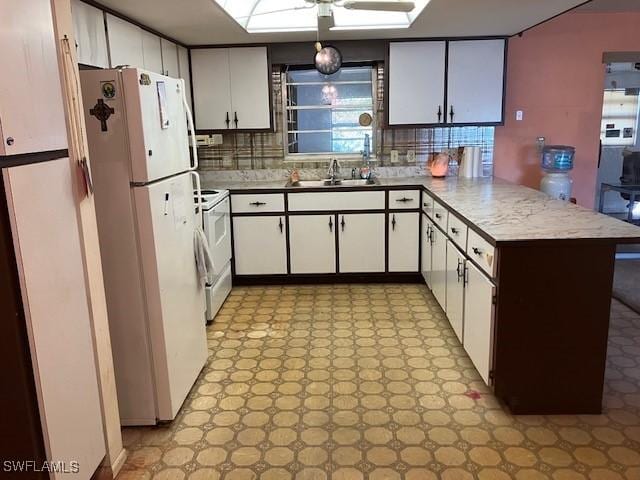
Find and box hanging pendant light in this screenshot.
[314,44,342,75]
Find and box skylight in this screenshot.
[213,0,431,33]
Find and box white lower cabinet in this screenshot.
[338,214,385,273]
[389,212,419,272]
[289,215,336,274]
[421,215,433,287]
[431,225,447,309]
[463,261,496,385]
[233,216,287,275]
[446,241,465,343]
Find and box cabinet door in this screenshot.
[71,0,109,68]
[463,261,496,385]
[228,47,271,130]
[106,13,144,68]
[446,240,465,343]
[191,48,232,130]
[431,225,447,309]
[389,212,419,272]
[161,38,179,77]
[447,39,505,124]
[233,216,287,275]
[141,30,163,74]
[177,46,192,108]
[4,158,106,477]
[338,214,385,273]
[421,215,433,288]
[388,41,446,125]
[0,0,67,155]
[289,215,336,274]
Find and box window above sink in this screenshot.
[283,66,376,162]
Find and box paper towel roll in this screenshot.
[461,147,476,178]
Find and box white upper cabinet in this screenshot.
[141,30,163,74]
[0,0,67,155]
[191,49,232,130]
[161,39,179,77]
[71,0,109,68]
[388,41,446,126]
[106,13,144,68]
[447,39,505,124]
[177,46,192,107]
[191,46,271,131]
[387,39,506,126]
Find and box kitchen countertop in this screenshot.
[202,175,640,244]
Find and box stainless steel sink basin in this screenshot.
[287,178,378,188]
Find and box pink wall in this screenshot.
[494,11,640,207]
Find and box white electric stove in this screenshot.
[197,189,232,322]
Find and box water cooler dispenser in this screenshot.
[540,145,575,201]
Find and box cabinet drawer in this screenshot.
[467,228,497,277]
[231,194,284,213]
[432,199,448,230]
[422,192,435,218]
[288,191,385,211]
[389,190,420,209]
[447,213,468,251]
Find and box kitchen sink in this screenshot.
[287,178,378,188]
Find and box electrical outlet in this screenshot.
[516,110,524,121]
[406,149,416,164]
[390,150,399,164]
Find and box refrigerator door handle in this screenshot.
[190,171,202,219]
[181,78,198,171]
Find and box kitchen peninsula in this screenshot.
[204,174,640,415]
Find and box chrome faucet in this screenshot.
[327,157,340,184]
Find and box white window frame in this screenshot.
[282,66,377,163]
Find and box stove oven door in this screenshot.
[203,196,232,281]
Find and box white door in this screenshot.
[228,47,271,129]
[421,215,433,288]
[463,261,496,385]
[0,0,67,155]
[338,214,385,273]
[177,46,192,109]
[203,197,232,277]
[446,240,465,343]
[141,31,163,74]
[133,172,207,421]
[447,39,505,124]
[71,0,109,68]
[388,41,446,125]
[431,224,447,309]
[161,39,179,77]
[389,212,419,272]
[121,69,191,182]
[4,158,106,478]
[289,215,336,274]
[233,216,287,275]
[106,14,144,68]
[191,48,233,130]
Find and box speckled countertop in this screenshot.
[202,175,640,244]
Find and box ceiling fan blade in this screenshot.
[341,1,416,12]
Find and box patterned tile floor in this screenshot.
[116,284,640,480]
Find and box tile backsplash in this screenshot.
[198,64,495,176]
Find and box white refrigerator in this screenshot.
[80,68,207,425]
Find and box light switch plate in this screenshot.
[390,150,399,164]
[406,149,416,164]
[516,110,524,121]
